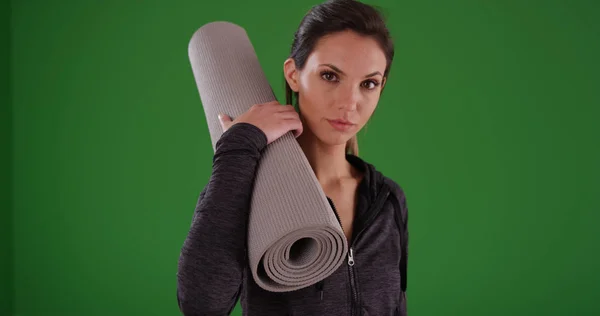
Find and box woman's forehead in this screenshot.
[306,32,387,75]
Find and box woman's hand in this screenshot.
[218,101,303,145]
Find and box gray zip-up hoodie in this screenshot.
[176,122,409,316]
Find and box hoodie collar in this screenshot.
[346,154,386,205]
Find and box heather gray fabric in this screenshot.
[187,21,348,292]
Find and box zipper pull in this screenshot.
[348,247,355,266]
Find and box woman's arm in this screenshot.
[399,186,408,316]
[176,122,267,316]
[386,177,409,316]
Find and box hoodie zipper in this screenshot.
[347,247,358,316]
[328,186,391,316]
[327,200,354,315]
[318,197,343,302]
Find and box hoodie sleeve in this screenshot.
[400,188,409,316]
[176,122,268,316]
[386,177,409,316]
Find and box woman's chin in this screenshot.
[315,132,353,147]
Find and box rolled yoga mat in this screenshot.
[187,21,349,292]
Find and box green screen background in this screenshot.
[4,0,599,315]
[2,0,12,314]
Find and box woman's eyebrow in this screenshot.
[319,63,382,78]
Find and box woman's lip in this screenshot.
[330,119,354,125]
[327,119,355,132]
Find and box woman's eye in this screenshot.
[321,71,338,82]
[362,80,379,90]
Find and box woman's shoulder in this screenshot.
[361,156,408,214]
[348,153,408,210]
[382,175,406,199]
[382,175,407,210]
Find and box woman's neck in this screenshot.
[296,132,356,187]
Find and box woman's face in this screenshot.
[284,30,387,147]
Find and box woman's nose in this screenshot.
[336,85,360,111]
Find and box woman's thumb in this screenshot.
[219,113,232,122]
[218,113,231,130]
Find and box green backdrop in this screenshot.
[4,0,599,315]
[2,0,12,314]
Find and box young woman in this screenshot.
[177,0,409,315]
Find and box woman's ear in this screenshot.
[284,58,299,92]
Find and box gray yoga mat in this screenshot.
[187,21,349,292]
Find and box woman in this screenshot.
[177,0,409,315]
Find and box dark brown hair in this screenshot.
[285,0,394,156]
